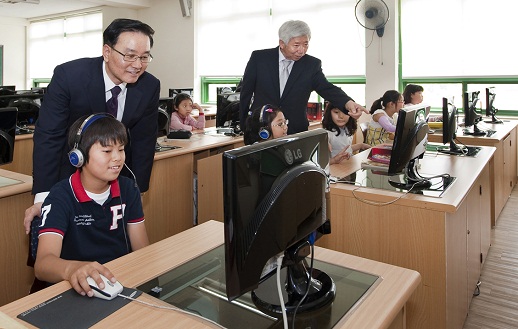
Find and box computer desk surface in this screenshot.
[0,221,420,329]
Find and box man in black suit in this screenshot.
[239,20,366,134]
[24,18,160,233]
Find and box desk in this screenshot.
[428,120,517,225]
[4,134,34,176]
[321,147,494,329]
[0,221,420,329]
[0,170,34,307]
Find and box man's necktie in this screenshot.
[106,86,122,118]
[279,59,292,96]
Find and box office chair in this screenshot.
[27,216,47,293]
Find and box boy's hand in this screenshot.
[67,262,117,297]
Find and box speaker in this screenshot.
[180,0,191,17]
[69,113,113,168]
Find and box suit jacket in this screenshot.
[32,56,160,194]
[239,47,353,134]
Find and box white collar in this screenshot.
[102,61,127,93]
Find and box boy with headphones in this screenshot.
[32,113,149,297]
[243,104,289,145]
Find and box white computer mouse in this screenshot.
[86,274,123,300]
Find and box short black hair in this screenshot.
[68,114,128,166]
[403,84,424,104]
[103,18,155,48]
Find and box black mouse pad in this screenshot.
[17,287,142,329]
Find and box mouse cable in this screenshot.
[351,181,420,206]
[117,292,226,329]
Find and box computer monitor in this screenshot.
[157,109,170,138]
[169,88,193,99]
[223,129,335,315]
[463,91,485,136]
[485,87,503,124]
[0,107,17,166]
[437,97,465,155]
[387,105,430,189]
[216,88,240,131]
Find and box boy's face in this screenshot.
[81,141,125,191]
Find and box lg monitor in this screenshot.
[0,107,17,166]
[485,87,503,124]
[387,104,430,189]
[463,91,485,136]
[223,129,335,316]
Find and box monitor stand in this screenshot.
[251,241,336,316]
[463,123,486,136]
[484,114,503,124]
[387,159,432,191]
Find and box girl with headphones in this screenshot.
[243,104,289,145]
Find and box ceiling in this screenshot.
[0,0,151,19]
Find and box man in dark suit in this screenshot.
[24,18,160,233]
[239,20,366,134]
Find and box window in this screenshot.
[401,0,518,114]
[28,12,102,82]
[197,0,365,104]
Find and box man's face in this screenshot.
[279,35,309,61]
[103,31,151,85]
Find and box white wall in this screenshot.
[1,0,396,101]
[138,0,195,98]
[364,0,398,112]
[0,16,27,89]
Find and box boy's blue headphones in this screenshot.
[68,113,114,168]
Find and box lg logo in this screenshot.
[284,148,303,164]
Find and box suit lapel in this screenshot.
[87,58,107,114]
[122,83,143,126]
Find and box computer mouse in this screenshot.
[86,274,123,300]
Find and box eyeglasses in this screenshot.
[110,46,153,63]
[272,120,289,128]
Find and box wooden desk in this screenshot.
[320,147,494,329]
[145,132,244,244]
[0,221,420,329]
[0,170,35,307]
[4,134,34,176]
[428,120,517,225]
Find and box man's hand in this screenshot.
[24,202,42,234]
[345,100,368,120]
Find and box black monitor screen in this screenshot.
[484,87,503,124]
[463,91,486,136]
[0,107,17,166]
[463,91,481,127]
[437,97,464,155]
[223,129,335,315]
[387,105,430,189]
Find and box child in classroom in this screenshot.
[322,102,370,165]
[365,90,403,146]
[33,113,149,297]
[169,93,206,131]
